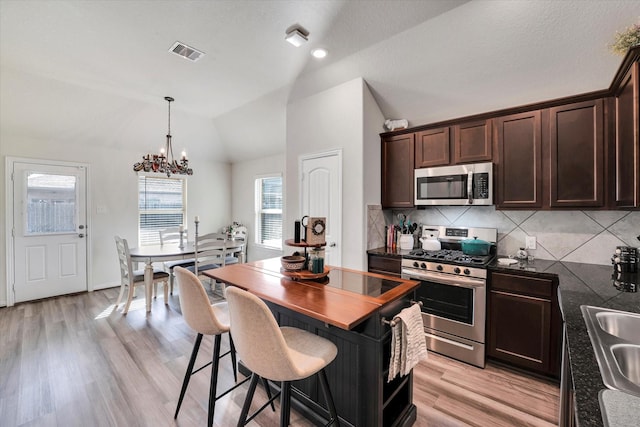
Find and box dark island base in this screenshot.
[234,296,417,427]
[237,362,417,427]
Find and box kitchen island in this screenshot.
[203,257,421,427]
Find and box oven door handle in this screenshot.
[402,269,485,288]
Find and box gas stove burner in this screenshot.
[407,248,495,266]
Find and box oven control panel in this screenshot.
[401,259,487,280]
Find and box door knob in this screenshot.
[78,233,85,238]
[329,242,336,247]
[79,225,85,229]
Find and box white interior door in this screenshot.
[12,161,88,303]
[300,151,342,266]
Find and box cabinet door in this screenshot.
[615,63,640,207]
[415,127,450,168]
[488,290,551,374]
[496,111,542,208]
[549,99,604,207]
[453,120,492,164]
[382,134,415,208]
[368,254,401,276]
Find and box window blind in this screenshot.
[256,176,282,248]
[138,176,185,246]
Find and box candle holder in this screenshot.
[179,230,185,250]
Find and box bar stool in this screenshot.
[173,267,246,427]
[225,286,340,427]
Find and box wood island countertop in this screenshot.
[202,257,419,330]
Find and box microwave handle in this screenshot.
[467,171,474,204]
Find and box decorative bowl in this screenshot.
[281,255,306,271]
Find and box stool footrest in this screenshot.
[244,390,281,424]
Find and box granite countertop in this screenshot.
[367,248,640,427]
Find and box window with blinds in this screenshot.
[255,175,282,249]
[138,175,186,246]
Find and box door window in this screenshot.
[25,173,78,235]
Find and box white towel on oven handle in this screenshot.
[399,303,428,376]
[388,304,428,382]
[388,320,402,382]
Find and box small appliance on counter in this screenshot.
[610,246,639,292]
[611,246,638,273]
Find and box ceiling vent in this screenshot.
[169,41,205,62]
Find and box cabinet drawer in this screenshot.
[490,272,553,299]
[368,255,401,276]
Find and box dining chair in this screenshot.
[173,266,249,427]
[225,286,340,427]
[114,235,170,314]
[233,226,248,263]
[159,227,195,294]
[188,233,241,275]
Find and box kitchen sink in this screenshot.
[596,311,640,342]
[611,345,640,385]
[581,306,640,396]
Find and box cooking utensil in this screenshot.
[460,237,492,255]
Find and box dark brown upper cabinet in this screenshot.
[381,133,415,208]
[548,99,604,207]
[453,120,492,164]
[415,127,450,168]
[379,46,639,211]
[614,62,640,207]
[496,111,542,209]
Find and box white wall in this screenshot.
[231,154,285,262]
[286,77,383,270]
[0,71,230,306]
[362,83,385,267]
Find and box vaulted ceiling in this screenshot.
[1,1,638,163]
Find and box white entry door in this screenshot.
[300,150,342,266]
[11,161,88,303]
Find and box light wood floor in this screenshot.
[0,287,559,426]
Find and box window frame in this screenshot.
[137,173,187,246]
[254,173,283,250]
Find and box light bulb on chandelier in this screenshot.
[133,96,193,176]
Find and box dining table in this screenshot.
[129,238,244,312]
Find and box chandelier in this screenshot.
[133,96,193,176]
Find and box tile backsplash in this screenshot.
[367,205,640,266]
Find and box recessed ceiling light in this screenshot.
[285,26,309,47]
[311,48,328,59]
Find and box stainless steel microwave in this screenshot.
[415,162,493,206]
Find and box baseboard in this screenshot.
[92,282,120,291]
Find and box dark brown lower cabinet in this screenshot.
[368,252,402,276]
[487,271,562,378]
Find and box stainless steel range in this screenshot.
[401,225,497,368]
